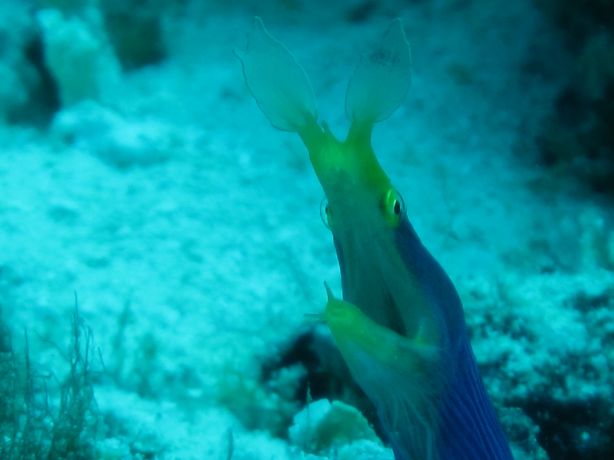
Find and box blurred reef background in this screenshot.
[0,0,612,459]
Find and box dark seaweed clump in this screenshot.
[0,299,101,460]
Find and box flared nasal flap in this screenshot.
[345,19,411,125]
[237,17,318,132]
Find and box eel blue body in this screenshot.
[390,217,513,459]
[238,17,514,460]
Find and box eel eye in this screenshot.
[320,198,332,230]
[382,188,405,225]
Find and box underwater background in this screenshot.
[0,0,613,459]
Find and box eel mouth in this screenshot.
[335,224,416,340]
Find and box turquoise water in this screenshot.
[0,1,612,459]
